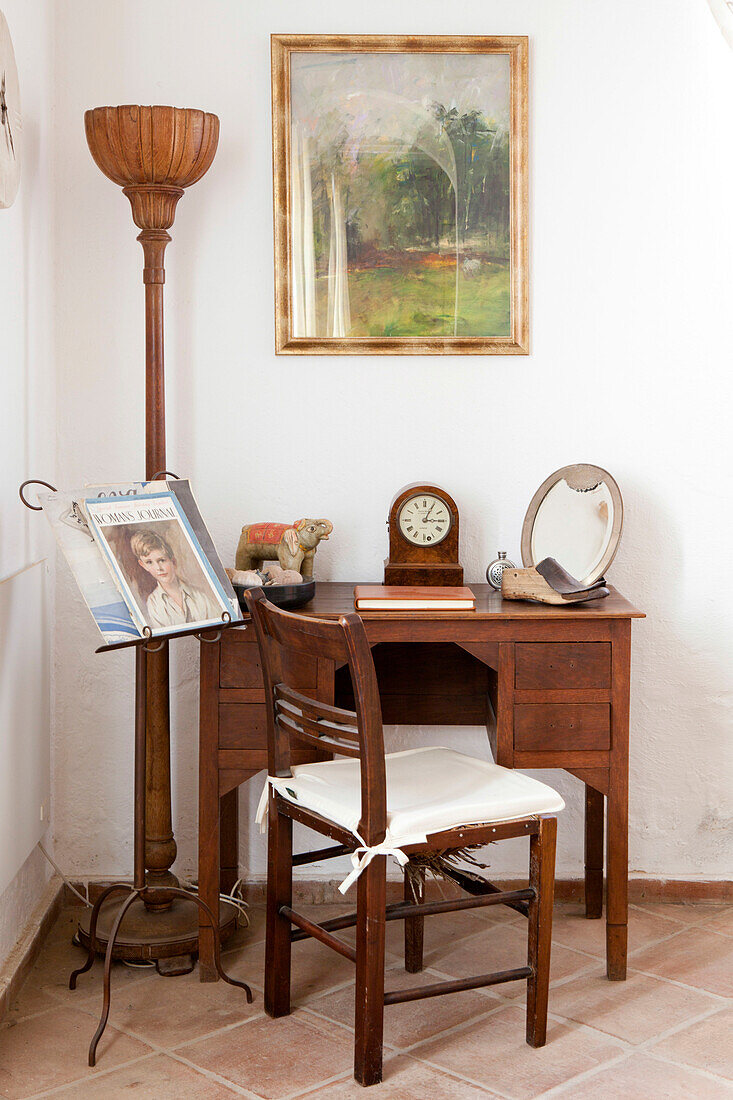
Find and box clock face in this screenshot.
[398,493,452,546]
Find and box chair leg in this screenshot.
[265,799,292,1017]
[354,855,386,1087]
[526,815,557,1048]
[404,866,424,973]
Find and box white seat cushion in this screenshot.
[276,746,564,841]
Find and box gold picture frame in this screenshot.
[272,34,528,355]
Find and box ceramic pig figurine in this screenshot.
[226,568,266,587]
[235,519,332,578]
[262,564,303,586]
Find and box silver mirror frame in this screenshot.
[520,463,624,585]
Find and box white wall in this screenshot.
[0,0,56,967]
[51,0,732,889]
[0,562,51,899]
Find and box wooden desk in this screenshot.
[198,584,643,981]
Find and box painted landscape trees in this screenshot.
[288,50,513,339]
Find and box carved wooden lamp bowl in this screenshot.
[85,105,219,228]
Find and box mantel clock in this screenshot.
[384,484,463,586]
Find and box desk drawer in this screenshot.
[218,704,329,766]
[515,643,610,690]
[514,703,610,751]
[219,704,267,749]
[220,640,262,689]
[220,641,318,691]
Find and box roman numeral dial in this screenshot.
[398,493,451,546]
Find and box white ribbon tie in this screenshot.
[338,833,426,894]
[255,776,426,893]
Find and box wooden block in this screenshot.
[501,566,567,604]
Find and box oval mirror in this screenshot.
[521,464,623,585]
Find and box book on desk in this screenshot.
[353,585,476,611]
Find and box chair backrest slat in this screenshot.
[245,588,387,844]
[277,712,362,759]
[276,685,360,734]
[276,694,360,747]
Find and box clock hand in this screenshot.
[424,502,436,522]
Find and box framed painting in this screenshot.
[272,34,528,355]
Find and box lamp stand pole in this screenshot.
[78,105,237,970]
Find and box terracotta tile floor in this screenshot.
[1,900,731,1098]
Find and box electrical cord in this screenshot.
[39,842,251,958]
[39,842,91,907]
[181,877,251,929]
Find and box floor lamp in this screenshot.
[80,105,236,970]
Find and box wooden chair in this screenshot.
[245,588,563,1087]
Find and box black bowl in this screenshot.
[233,578,316,613]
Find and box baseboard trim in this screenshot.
[235,877,733,906]
[65,876,732,911]
[0,875,63,1024]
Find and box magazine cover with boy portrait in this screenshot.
[84,492,236,635]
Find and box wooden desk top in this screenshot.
[292,583,643,621]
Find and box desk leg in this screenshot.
[220,789,239,896]
[584,786,604,919]
[198,795,220,981]
[606,789,628,980]
[606,621,631,980]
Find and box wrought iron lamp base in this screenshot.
[76,894,239,975]
[70,881,251,1065]
[65,641,252,1067]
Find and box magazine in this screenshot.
[38,479,240,644]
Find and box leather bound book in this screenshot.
[354,585,476,611]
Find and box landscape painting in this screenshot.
[272,36,528,354]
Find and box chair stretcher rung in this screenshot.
[280,905,356,963]
[292,843,353,866]
[440,866,532,917]
[384,966,533,1005]
[289,887,534,942]
[387,887,534,922]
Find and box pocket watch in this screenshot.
[486,550,516,590]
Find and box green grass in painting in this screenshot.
[316,256,510,338]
